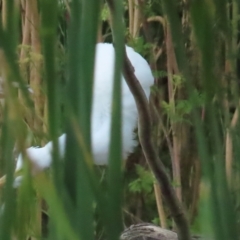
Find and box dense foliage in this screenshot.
[0,0,239,240]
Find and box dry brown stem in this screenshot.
[128,0,140,38]
[29,0,44,131]
[226,105,239,184]
[166,22,181,201]
[2,0,7,27]
[20,0,31,71]
[133,0,140,37]
[128,0,134,36]
[147,16,166,28]
[154,183,167,228]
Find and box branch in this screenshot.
[106,1,191,239]
[122,51,190,240]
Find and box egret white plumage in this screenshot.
[16,43,154,171]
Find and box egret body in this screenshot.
[16,43,154,171]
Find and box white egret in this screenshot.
[16,43,154,171]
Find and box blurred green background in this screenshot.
[0,0,239,239]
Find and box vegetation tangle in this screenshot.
[0,0,239,240]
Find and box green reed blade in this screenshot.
[106,0,125,239]
[65,1,100,239]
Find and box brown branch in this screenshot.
[122,51,190,240]
[147,16,166,28]
[106,1,191,239]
